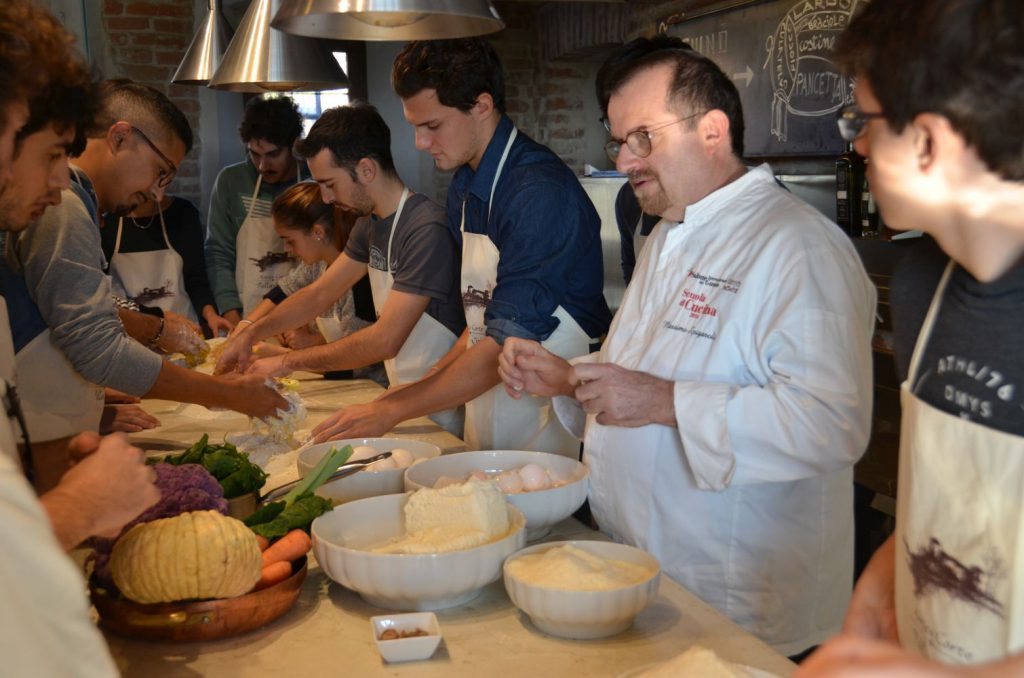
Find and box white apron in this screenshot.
[110,208,198,323]
[365,189,462,436]
[461,128,591,458]
[235,174,296,316]
[895,260,1024,664]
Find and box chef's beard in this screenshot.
[629,172,669,217]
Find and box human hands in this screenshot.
[224,309,243,326]
[311,402,397,443]
[497,338,573,399]
[103,387,140,404]
[843,535,899,643]
[99,404,161,434]
[795,634,978,678]
[218,372,288,419]
[247,354,291,379]
[203,307,234,337]
[156,313,206,355]
[280,325,325,349]
[54,433,159,540]
[571,363,676,427]
[214,330,255,375]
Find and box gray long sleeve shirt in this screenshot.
[8,168,163,395]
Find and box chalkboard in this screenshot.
[667,0,867,157]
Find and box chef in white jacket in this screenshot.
[500,39,875,657]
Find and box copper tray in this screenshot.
[91,556,307,642]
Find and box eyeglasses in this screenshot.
[131,125,177,188]
[836,104,886,142]
[603,112,706,162]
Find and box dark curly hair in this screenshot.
[598,36,745,158]
[239,95,304,148]
[391,38,505,113]
[294,103,396,178]
[0,0,97,147]
[836,0,1024,181]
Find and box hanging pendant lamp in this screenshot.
[270,0,504,41]
[172,0,230,85]
[209,0,349,93]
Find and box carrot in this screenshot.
[255,535,270,552]
[254,561,292,591]
[262,529,311,568]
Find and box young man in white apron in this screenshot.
[206,96,304,324]
[798,1,1024,675]
[216,105,465,435]
[302,40,612,454]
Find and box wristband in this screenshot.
[236,319,254,327]
[148,316,165,348]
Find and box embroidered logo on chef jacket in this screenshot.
[687,269,742,293]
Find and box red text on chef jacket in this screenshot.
[679,289,718,319]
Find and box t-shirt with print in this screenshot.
[892,235,1024,436]
[344,192,464,338]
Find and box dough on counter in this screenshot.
[639,646,747,677]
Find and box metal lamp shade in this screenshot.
[270,0,504,41]
[173,0,230,85]
[209,0,349,92]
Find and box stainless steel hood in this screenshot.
[209,0,349,92]
[270,0,504,41]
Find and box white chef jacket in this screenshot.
[0,299,117,676]
[557,164,876,655]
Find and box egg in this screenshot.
[370,456,398,471]
[468,470,489,483]
[495,470,525,494]
[518,463,552,492]
[349,445,380,462]
[389,448,414,469]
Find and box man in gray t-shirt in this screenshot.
[218,105,465,436]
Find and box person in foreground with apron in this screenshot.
[795,1,1024,676]
[206,96,304,326]
[500,38,876,658]
[300,40,611,455]
[217,104,464,434]
[102,194,231,337]
[228,181,385,385]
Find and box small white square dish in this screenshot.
[370,612,442,663]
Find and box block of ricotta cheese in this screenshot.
[639,646,747,678]
[374,479,511,554]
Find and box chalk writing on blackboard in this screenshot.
[764,0,863,141]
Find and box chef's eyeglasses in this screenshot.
[836,105,886,142]
[131,125,177,188]
[603,111,706,162]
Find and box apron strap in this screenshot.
[157,200,171,250]
[114,217,125,253]
[244,174,263,223]
[461,127,519,234]
[385,187,410,276]
[907,259,956,389]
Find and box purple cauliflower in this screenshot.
[88,463,229,589]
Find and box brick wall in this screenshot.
[99,1,201,206]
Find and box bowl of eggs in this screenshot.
[297,438,441,505]
[403,450,589,540]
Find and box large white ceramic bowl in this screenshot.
[313,493,526,611]
[404,450,589,540]
[503,540,661,640]
[297,438,441,505]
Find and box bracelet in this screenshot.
[236,319,254,327]
[148,316,165,348]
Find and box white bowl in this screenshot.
[404,450,589,540]
[313,493,526,611]
[503,540,661,640]
[370,612,442,663]
[297,438,441,505]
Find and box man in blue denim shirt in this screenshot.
[311,38,610,457]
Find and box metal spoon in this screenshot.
[258,452,393,505]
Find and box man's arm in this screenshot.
[217,254,367,373]
[253,289,430,377]
[144,362,286,419]
[205,170,242,316]
[311,330,496,442]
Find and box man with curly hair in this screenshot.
[206,96,306,323]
